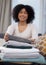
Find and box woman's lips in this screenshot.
[20,16,26,19]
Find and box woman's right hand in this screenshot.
[4,33,9,42]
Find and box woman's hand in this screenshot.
[31,39,35,44]
[28,38,35,44]
[4,33,9,42]
[30,39,35,42]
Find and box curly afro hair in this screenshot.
[12,4,35,24]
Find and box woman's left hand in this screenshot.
[28,38,35,44]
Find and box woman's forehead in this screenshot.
[19,8,27,12]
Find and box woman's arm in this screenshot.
[4,33,9,42]
[28,24,38,43]
[4,24,15,41]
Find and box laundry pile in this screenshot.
[0,41,40,59]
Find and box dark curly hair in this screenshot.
[12,4,35,23]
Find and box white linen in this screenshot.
[0,46,40,59]
[3,53,40,59]
[4,40,36,47]
[0,47,39,53]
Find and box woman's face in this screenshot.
[18,8,28,22]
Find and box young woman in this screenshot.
[4,4,38,42]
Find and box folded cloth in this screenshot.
[2,54,46,64]
[3,53,40,59]
[0,46,40,59]
[3,40,36,47]
[0,47,39,53]
[0,33,31,44]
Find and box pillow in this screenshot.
[37,35,46,56]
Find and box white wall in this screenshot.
[39,0,46,34]
[11,0,41,34]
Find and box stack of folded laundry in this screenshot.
[3,47,40,59]
[0,41,40,59]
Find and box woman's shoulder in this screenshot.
[8,23,18,29]
[9,22,18,27]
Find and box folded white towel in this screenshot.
[3,53,40,59]
[0,46,40,59]
[0,47,39,53]
[5,40,35,47]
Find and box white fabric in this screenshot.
[6,23,38,39]
[6,41,35,46]
[0,38,5,46]
[0,47,40,58]
[4,53,40,59]
[0,47,39,53]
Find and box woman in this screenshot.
[4,4,38,42]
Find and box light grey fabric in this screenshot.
[0,33,31,44]
[0,0,11,33]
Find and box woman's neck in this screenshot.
[19,21,27,26]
